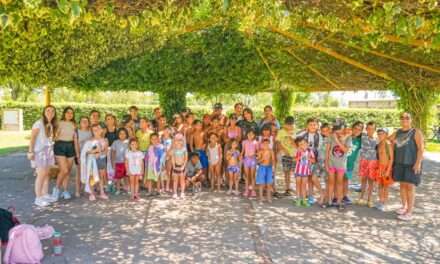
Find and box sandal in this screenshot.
[89,195,96,201]
[99,194,109,200]
[397,213,413,221]
[395,208,407,215]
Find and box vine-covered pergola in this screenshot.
[1,0,439,131]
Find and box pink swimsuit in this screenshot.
[242,140,258,168]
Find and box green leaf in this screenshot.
[432,34,440,49]
[0,13,9,29]
[57,0,70,14]
[396,17,408,36]
[71,1,81,18]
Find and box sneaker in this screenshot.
[356,198,367,206]
[115,190,121,195]
[331,198,338,207]
[227,190,232,195]
[243,190,249,197]
[234,190,240,196]
[284,190,292,196]
[273,192,282,198]
[251,190,257,198]
[180,193,185,199]
[51,187,60,202]
[34,198,49,207]
[367,201,374,208]
[397,213,413,221]
[342,196,352,205]
[62,191,72,200]
[302,199,310,208]
[41,194,57,203]
[295,199,301,207]
[308,196,316,205]
[172,193,178,199]
[375,203,385,212]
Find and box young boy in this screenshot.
[294,137,315,207]
[357,121,378,207]
[376,128,394,211]
[186,152,205,193]
[344,121,363,205]
[256,139,276,203]
[314,123,331,207]
[297,117,321,204]
[276,116,297,196]
[190,120,208,177]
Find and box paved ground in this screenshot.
[1,153,440,264]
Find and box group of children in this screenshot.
[71,104,395,212]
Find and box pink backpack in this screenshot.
[3,224,54,264]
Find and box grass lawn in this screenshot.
[0,130,30,156]
[426,140,440,153]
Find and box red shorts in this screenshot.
[114,163,127,179]
[376,163,394,187]
[359,159,379,180]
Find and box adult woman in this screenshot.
[52,107,78,201]
[28,105,58,207]
[104,114,118,147]
[390,112,424,221]
[238,108,258,138]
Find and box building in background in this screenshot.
[348,99,397,109]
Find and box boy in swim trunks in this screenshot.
[357,121,378,207]
[375,128,394,211]
[186,152,204,193]
[189,120,208,180]
[256,139,276,203]
[276,116,297,196]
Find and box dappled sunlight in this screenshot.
[1,153,439,263]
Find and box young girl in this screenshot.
[207,133,223,192]
[226,139,241,195]
[53,106,77,201]
[111,128,129,195]
[358,121,378,208]
[75,116,92,198]
[122,115,136,139]
[325,123,352,211]
[28,105,57,207]
[173,114,185,135]
[81,124,109,201]
[171,133,188,199]
[376,128,394,211]
[294,138,315,207]
[125,138,144,200]
[241,130,258,198]
[161,127,173,193]
[145,133,165,195]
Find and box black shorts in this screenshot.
[54,141,75,158]
[393,163,422,186]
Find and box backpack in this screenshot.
[3,224,54,264]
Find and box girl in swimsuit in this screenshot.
[226,139,241,195]
[171,133,188,199]
[207,133,223,192]
[241,130,259,198]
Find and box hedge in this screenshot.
[0,101,400,130]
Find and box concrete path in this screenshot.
[1,152,439,263]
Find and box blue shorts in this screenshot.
[196,149,209,169]
[256,165,273,185]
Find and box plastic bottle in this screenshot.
[52,231,63,256]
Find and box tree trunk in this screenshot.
[273,88,294,122]
[158,89,187,121]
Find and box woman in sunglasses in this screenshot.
[389,112,424,221]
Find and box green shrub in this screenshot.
[0,101,400,130]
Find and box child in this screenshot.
[325,123,351,211]
[344,121,364,205]
[111,128,129,195]
[122,115,136,139]
[256,139,276,203]
[125,138,144,200]
[276,116,296,196]
[75,116,92,198]
[171,133,188,199]
[161,127,173,192]
[145,133,164,195]
[315,123,330,207]
[81,124,109,201]
[241,130,259,197]
[173,114,185,135]
[294,137,315,207]
[226,139,241,195]
[190,120,208,177]
[258,125,274,150]
[186,152,205,193]
[136,117,152,153]
[296,117,320,204]
[376,128,394,211]
[207,133,223,192]
[357,121,378,208]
